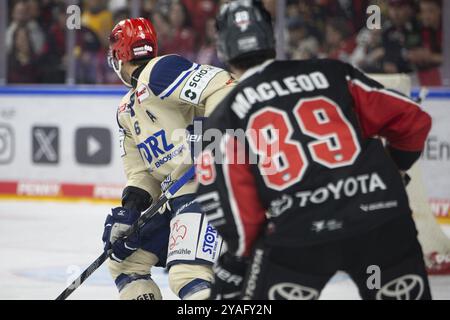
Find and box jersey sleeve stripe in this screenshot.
[347,77,431,151]
[221,134,266,257]
[159,63,200,99]
[221,134,246,256]
[348,77,421,107]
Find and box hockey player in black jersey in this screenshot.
[195,0,433,300]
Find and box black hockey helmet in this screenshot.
[216,0,275,65]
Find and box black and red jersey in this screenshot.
[196,59,432,257]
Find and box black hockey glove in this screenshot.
[102,186,153,263]
[102,207,141,262]
[210,252,248,300]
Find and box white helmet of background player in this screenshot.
[216,0,276,70]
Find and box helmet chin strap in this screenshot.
[113,59,133,88]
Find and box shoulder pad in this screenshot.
[149,54,200,99]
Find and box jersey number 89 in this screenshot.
[247,97,361,191]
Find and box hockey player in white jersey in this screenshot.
[101,17,235,300]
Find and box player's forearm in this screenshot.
[386,146,423,171]
[384,109,432,165]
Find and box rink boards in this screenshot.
[0,86,449,222]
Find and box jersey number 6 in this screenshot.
[247,97,361,191]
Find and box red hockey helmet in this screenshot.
[108,17,158,65]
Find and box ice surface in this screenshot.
[0,200,449,300]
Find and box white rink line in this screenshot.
[0,200,449,300]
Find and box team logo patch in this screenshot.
[180,66,223,105]
[234,10,251,31]
[169,220,188,250]
[166,213,202,264]
[133,45,153,57]
[136,84,150,103]
[268,194,293,217]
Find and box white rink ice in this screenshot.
[1,200,449,300]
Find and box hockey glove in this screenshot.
[210,252,248,300]
[102,207,141,263]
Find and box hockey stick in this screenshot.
[55,166,196,300]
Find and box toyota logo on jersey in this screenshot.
[268,283,319,300]
[376,275,425,300]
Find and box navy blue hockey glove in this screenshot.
[102,207,141,263]
[210,252,248,300]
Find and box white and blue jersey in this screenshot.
[116,54,236,199]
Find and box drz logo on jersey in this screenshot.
[180,66,222,105]
[137,130,174,165]
[154,144,185,168]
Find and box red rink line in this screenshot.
[0,180,123,200]
[0,180,449,221]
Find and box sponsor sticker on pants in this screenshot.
[196,219,222,263]
[166,212,202,264]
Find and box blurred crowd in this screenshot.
[7,0,226,84]
[284,0,443,85]
[6,0,445,85]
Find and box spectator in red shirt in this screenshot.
[182,0,217,38]
[160,1,196,60]
[409,0,443,85]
